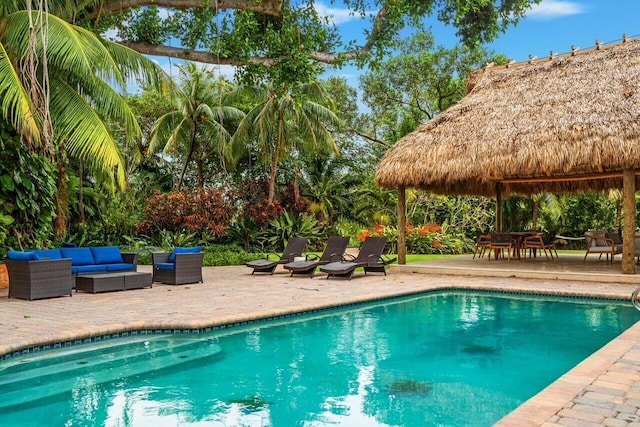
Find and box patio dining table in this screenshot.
[508,231,537,260]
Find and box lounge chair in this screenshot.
[245,237,308,275]
[152,247,204,285]
[283,236,349,277]
[584,230,623,262]
[319,236,396,280]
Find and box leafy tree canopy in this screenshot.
[8,0,540,85]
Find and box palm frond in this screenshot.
[0,41,40,144]
[50,79,125,188]
[101,39,172,94]
[148,111,189,154]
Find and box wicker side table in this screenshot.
[75,273,125,293]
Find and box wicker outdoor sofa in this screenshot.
[6,246,139,300]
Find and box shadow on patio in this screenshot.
[391,252,640,285]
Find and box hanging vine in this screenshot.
[22,0,53,156]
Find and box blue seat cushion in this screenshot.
[7,250,40,261]
[31,249,63,260]
[90,246,124,264]
[155,262,175,271]
[72,265,108,274]
[168,246,202,263]
[61,248,95,266]
[105,263,135,272]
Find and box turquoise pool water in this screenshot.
[0,291,638,426]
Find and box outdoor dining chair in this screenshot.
[487,232,515,261]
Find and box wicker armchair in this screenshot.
[152,251,204,285]
[6,258,74,300]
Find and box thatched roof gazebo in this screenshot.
[376,36,640,273]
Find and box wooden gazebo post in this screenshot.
[397,185,407,265]
[622,169,636,274]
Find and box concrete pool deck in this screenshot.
[1,259,640,426]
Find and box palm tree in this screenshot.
[301,154,353,223]
[230,82,341,203]
[148,63,245,190]
[0,3,166,234]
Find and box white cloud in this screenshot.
[313,2,365,26]
[526,1,586,19]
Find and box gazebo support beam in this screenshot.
[397,186,407,265]
[622,169,636,274]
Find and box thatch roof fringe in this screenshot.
[377,37,640,197]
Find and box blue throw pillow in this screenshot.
[60,247,95,266]
[168,246,202,263]
[90,246,124,264]
[7,250,40,261]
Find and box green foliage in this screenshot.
[0,122,56,252]
[379,224,474,255]
[361,31,491,138]
[562,192,617,237]
[227,217,266,251]
[148,64,244,190]
[124,6,170,45]
[203,244,258,266]
[266,212,323,251]
[153,230,201,250]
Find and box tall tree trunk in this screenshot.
[615,199,623,234]
[531,198,539,230]
[196,159,204,189]
[177,126,198,191]
[78,160,85,223]
[268,113,283,204]
[55,147,68,237]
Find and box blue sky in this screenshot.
[141,1,640,95]
[321,0,640,90]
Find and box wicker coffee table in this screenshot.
[75,272,152,293]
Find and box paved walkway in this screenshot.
[1,263,640,426]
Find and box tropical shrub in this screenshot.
[266,212,324,251]
[203,244,258,266]
[227,217,267,251]
[358,222,474,255]
[137,187,234,238]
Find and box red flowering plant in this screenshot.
[365,222,473,254]
[357,229,372,242]
[137,186,235,239]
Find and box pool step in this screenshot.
[0,335,222,410]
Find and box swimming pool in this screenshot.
[0,291,637,426]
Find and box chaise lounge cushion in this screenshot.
[90,246,124,264]
[61,247,95,266]
[168,246,202,263]
[7,251,40,261]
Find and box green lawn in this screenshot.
[402,254,461,263]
